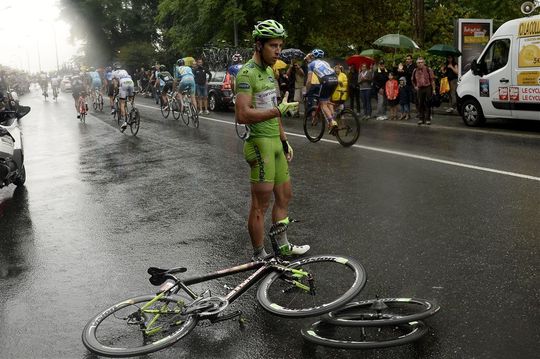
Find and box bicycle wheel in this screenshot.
[235,119,249,140]
[130,109,140,136]
[172,99,181,120]
[80,111,86,123]
[161,102,170,118]
[335,108,360,147]
[303,109,325,142]
[98,95,104,111]
[93,98,98,110]
[181,103,189,125]
[322,298,440,327]
[82,294,198,358]
[301,320,428,349]
[191,103,199,128]
[257,255,366,318]
[117,110,123,127]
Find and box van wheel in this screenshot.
[461,99,485,127]
[208,93,219,112]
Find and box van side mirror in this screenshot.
[471,59,479,76]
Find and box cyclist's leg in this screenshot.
[244,138,276,256]
[249,182,274,251]
[272,142,308,255]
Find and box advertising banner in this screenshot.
[457,19,493,75]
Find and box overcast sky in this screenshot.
[0,0,79,73]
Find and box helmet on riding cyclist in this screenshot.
[105,66,112,71]
[177,58,185,66]
[252,19,287,40]
[113,62,121,70]
[232,53,242,63]
[311,49,325,59]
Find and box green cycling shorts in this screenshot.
[243,137,289,184]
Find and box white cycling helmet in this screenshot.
[232,53,242,63]
[311,49,325,59]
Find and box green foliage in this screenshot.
[61,0,530,67]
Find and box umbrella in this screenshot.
[427,44,462,57]
[360,49,383,58]
[280,48,305,62]
[273,59,287,71]
[373,34,420,50]
[346,55,375,70]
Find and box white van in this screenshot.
[457,15,540,126]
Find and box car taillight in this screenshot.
[222,73,232,90]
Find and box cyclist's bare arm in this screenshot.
[236,93,280,125]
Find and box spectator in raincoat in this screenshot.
[331,65,348,110]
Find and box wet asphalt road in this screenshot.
[0,86,539,359]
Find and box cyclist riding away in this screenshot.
[70,73,86,118]
[50,72,60,98]
[88,67,102,105]
[104,66,115,114]
[156,65,174,108]
[39,71,49,98]
[235,19,308,261]
[228,53,244,95]
[304,49,339,134]
[112,63,135,132]
[174,59,197,112]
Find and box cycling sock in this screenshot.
[253,246,268,258]
[274,217,290,248]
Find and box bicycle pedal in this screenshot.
[209,310,242,324]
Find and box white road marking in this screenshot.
[128,104,540,182]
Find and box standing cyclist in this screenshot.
[235,19,309,261]
[112,63,135,132]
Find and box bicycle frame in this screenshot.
[169,258,306,302]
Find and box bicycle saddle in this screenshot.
[147,266,187,286]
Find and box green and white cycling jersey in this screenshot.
[235,59,279,138]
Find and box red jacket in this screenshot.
[385,79,399,100]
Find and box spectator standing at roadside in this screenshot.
[358,63,373,119]
[193,58,212,114]
[441,55,459,113]
[411,57,436,125]
[397,54,416,109]
[373,60,389,120]
[286,60,305,116]
[347,65,360,114]
[398,77,411,120]
[331,65,348,112]
[385,72,399,121]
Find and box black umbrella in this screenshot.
[280,48,306,62]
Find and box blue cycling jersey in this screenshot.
[228,64,243,77]
[89,71,101,83]
[308,59,335,79]
[105,71,113,81]
[174,66,194,81]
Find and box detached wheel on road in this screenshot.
[301,320,428,349]
[461,98,485,126]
